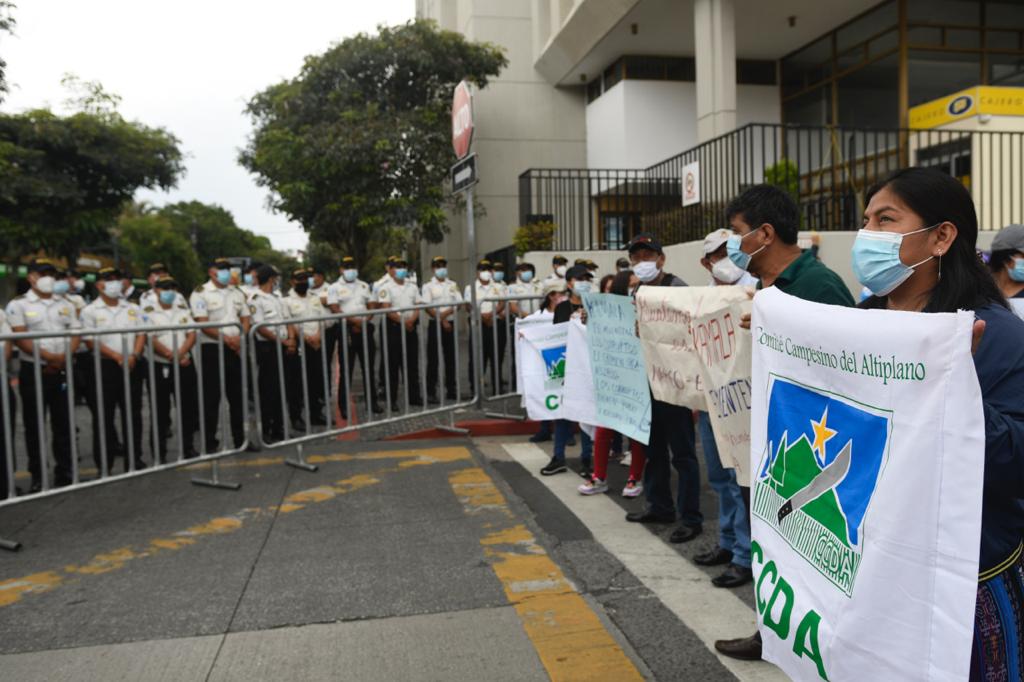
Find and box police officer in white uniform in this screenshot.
[308,265,338,395]
[509,262,542,318]
[492,261,511,385]
[420,256,462,403]
[542,254,569,287]
[142,276,199,462]
[140,263,187,309]
[285,267,328,428]
[81,267,147,472]
[5,259,80,490]
[241,260,263,299]
[375,257,424,409]
[0,308,13,499]
[327,256,380,417]
[464,259,505,392]
[248,265,295,442]
[190,257,251,452]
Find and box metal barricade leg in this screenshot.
[192,330,241,491]
[285,329,317,473]
[0,356,20,551]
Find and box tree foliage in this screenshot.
[116,209,203,288]
[240,19,506,268]
[0,2,15,102]
[513,221,556,256]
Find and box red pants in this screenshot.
[593,427,645,481]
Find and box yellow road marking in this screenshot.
[448,467,644,682]
[0,447,472,608]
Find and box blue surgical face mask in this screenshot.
[726,228,765,272]
[395,268,407,280]
[573,281,592,296]
[520,271,534,283]
[244,273,254,286]
[53,280,70,295]
[1010,257,1024,283]
[851,223,939,296]
[307,277,315,289]
[434,268,448,279]
[343,269,358,282]
[216,269,231,285]
[494,271,505,282]
[159,290,176,305]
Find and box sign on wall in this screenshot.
[682,161,700,206]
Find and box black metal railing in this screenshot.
[519,123,1024,250]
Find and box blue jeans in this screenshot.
[698,411,750,567]
[553,420,592,464]
[643,400,702,526]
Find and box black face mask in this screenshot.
[293,282,309,295]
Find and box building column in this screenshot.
[694,0,737,143]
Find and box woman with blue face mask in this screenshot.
[855,168,1024,681]
[985,224,1024,301]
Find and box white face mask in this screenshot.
[34,275,55,294]
[102,280,123,299]
[711,257,745,284]
[478,271,492,283]
[633,260,660,283]
[73,279,85,292]
[555,265,567,277]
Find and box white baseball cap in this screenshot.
[703,229,732,255]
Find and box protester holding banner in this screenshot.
[621,234,705,544]
[852,168,1024,679]
[986,224,1024,300]
[714,184,855,662]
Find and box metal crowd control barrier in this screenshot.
[473,294,545,420]
[0,319,249,550]
[248,301,476,467]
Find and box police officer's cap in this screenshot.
[627,233,663,254]
[516,261,535,271]
[565,265,593,282]
[341,256,357,267]
[291,267,310,279]
[148,262,169,275]
[431,256,447,266]
[552,255,568,265]
[155,275,178,289]
[493,261,505,270]
[209,257,231,269]
[256,264,278,284]
[97,266,121,280]
[476,259,492,271]
[392,257,408,267]
[27,258,58,274]
[386,255,399,266]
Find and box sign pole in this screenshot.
[466,185,482,407]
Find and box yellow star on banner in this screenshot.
[810,407,838,459]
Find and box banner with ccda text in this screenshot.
[519,322,569,421]
[750,288,983,681]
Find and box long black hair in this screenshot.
[860,167,1007,313]
[610,270,633,296]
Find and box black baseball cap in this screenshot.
[552,255,568,265]
[627,233,663,254]
[477,259,492,271]
[148,262,168,275]
[391,257,408,268]
[340,256,356,267]
[291,267,310,279]
[154,275,178,289]
[209,257,231,269]
[97,266,121,280]
[27,258,58,274]
[431,256,447,266]
[565,265,593,281]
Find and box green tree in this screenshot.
[240,19,506,266]
[0,91,184,264]
[116,210,203,290]
[0,2,15,102]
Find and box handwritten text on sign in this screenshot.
[581,293,651,445]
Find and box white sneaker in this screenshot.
[578,478,609,495]
[619,452,632,467]
[622,478,643,498]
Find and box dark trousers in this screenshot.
[199,344,245,452]
[496,315,509,383]
[384,320,421,405]
[469,322,499,391]
[338,322,377,414]
[19,365,73,486]
[97,358,144,470]
[302,340,326,422]
[152,361,198,462]
[283,344,325,424]
[0,387,14,498]
[323,324,339,397]
[255,341,286,441]
[426,319,456,399]
[643,399,703,526]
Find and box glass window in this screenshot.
[908,50,982,107]
[908,0,980,25]
[837,54,899,128]
[737,60,777,86]
[837,1,897,54]
[783,86,832,126]
[781,36,833,97]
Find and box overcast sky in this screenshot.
[2,0,415,253]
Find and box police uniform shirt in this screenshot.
[371,273,391,298]
[463,280,504,315]
[0,309,10,356]
[139,289,188,310]
[308,283,334,327]
[142,302,195,363]
[542,272,565,286]
[81,298,144,355]
[5,289,80,360]
[493,280,510,317]
[327,279,373,316]
[189,280,249,343]
[63,292,87,315]
[285,290,326,337]
[249,290,291,340]
[420,277,462,316]
[375,278,423,320]
[509,280,543,316]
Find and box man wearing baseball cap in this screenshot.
[701,229,758,287]
[987,224,1024,301]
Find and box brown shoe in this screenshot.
[714,632,762,661]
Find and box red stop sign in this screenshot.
[451,80,474,160]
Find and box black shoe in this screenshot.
[566,437,576,447]
[529,432,551,443]
[371,402,384,415]
[390,402,400,412]
[669,524,703,543]
[579,465,592,480]
[133,460,148,471]
[427,395,439,405]
[540,459,567,476]
[712,564,754,589]
[310,417,327,427]
[625,509,676,524]
[290,419,306,433]
[28,481,42,494]
[695,547,734,566]
[714,632,762,661]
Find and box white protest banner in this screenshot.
[635,286,751,410]
[692,298,753,484]
[562,319,597,426]
[750,288,983,681]
[515,314,554,406]
[519,322,569,421]
[582,293,652,445]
